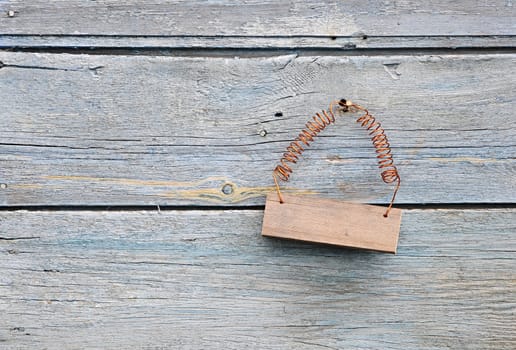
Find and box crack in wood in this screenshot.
[0,237,39,240]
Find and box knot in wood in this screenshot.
[221,183,234,195]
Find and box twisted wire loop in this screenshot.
[272,99,401,218]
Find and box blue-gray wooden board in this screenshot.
[1,0,515,49]
[0,52,514,206]
[1,209,514,349]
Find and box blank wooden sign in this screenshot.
[262,194,402,253]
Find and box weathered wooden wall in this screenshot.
[0,1,515,349]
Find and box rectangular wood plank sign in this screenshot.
[262,194,402,253]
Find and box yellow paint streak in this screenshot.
[9,184,44,189]
[429,157,499,164]
[44,175,229,187]
[43,175,318,203]
[162,186,317,203]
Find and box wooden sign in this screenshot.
[262,194,402,253]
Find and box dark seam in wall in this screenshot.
[1,47,516,57]
[1,34,515,38]
[0,203,514,212]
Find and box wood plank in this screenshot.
[0,209,514,349]
[1,1,514,37]
[262,193,402,253]
[0,1,515,50]
[0,52,515,206]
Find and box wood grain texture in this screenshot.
[1,0,515,37]
[0,2,513,350]
[0,209,514,349]
[1,52,515,206]
[262,193,402,253]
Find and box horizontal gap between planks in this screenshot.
[0,203,515,212]
[3,34,516,38]
[1,47,516,58]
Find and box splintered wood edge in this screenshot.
[262,193,402,253]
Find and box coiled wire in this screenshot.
[272,99,400,217]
